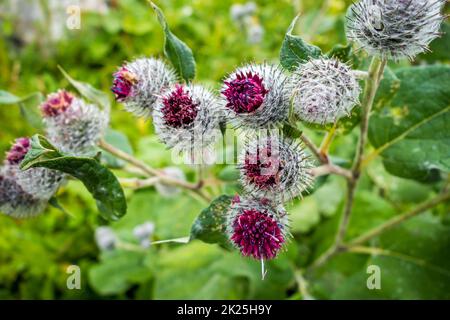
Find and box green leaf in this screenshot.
[190,195,233,249]
[326,43,353,62]
[58,66,111,111]
[217,166,240,182]
[312,214,450,299]
[89,250,151,296]
[21,134,127,221]
[280,15,322,71]
[369,65,450,181]
[282,122,303,139]
[100,129,134,169]
[0,91,44,129]
[150,1,196,82]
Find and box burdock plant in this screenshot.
[1,0,448,287]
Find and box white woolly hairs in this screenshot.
[221,63,290,129]
[291,58,361,124]
[239,133,314,201]
[0,166,49,218]
[44,97,109,155]
[119,57,177,118]
[346,0,446,60]
[152,84,222,152]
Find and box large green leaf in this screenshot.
[88,250,151,296]
[190,195,233,249]
[314,214,450,299]
[20,135,127,221]
[280,15,322,71]
[0,91,44,129]
[368,65,450,181]
[150,1,196,82]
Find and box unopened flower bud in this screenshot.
[291,58,360,124]
[346,0,446,60]
[112,57,177,118]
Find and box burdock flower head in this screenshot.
[41,90,109,155]
[227,196,289,261]
[153,84,222,153]
[221,63,290,129]
[0,170,47,219]
[3,137,64,204]
[346,0,446,60]
[291,58,360,124]
[239,133,313,200]
[5,137,30,165]
[112,57,177,118]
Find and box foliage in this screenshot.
[0,0,449,300]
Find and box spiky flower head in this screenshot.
[291,58,360,124]
[239,133,313,200]
[153,84,222,152]
[40,90,74,117]
[221,63,290,129]
[5,137,30,165]
[346,0,446,60]
[41,90,109,155]
[3,137,65,202]
[227,196,289,260]
[112,57,177,118]
[0,166,48,218]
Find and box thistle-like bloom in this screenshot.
[5,137,30,165]
[112,57,177,118]
[239,133,313,200]
[4,137,64,203]
[291,58,360,124]
[346,0,446,60]
[0,170,47,219]
[41,90,109,155]
[226,196,288,260]
[153,84,222,152]
[221,63,290,129]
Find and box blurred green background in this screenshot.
[0,0,449,299]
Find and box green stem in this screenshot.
[309,57,387,269]
[347,191,450,247]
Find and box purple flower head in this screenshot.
[6,137,30,165]
[40,90,74,117]
[243,142,282,190]
[231,207,285,260]
[111,66,138,102]
[161,85,199,128]
[222,71,268,114]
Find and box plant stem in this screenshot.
[309,57,387,269]
[319,123,337,156]
[336,57,387,244]
[300,133,328,164]
[310,163,353,180]
[352,57,387,175]
[310,191,449,270]
[119,177,160,189]
[99,139,211,202]
[347,191,450,247]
